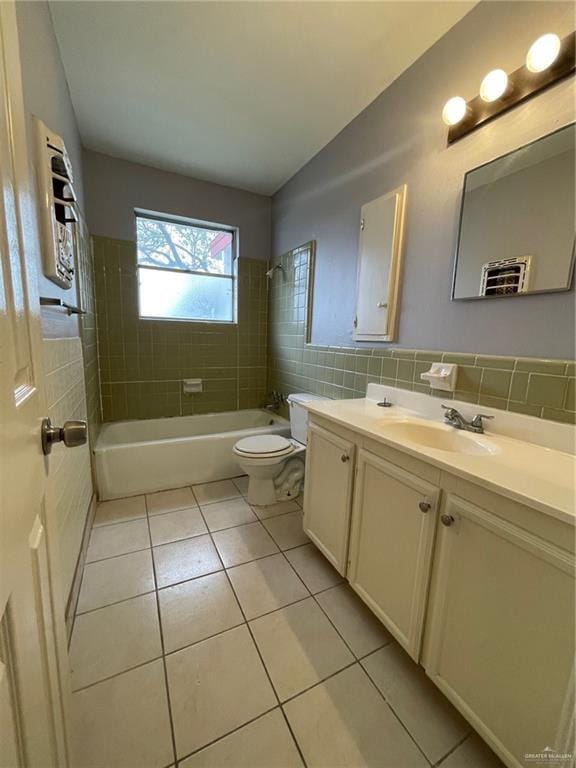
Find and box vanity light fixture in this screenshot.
[443,30,575,143]
[442,96,467,126]
[479,69,508,102]
[526,33,561,72]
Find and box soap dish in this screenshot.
[420,363,458,392]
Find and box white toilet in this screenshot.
[233,393,324,506]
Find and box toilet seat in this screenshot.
[234,434,295,459]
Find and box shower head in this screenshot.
[266,264,285,279]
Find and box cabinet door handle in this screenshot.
[419,501,431,513]
[341,454,349,463]
[441,514,455,527]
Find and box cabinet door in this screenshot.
[348,449,440,659]
[424,494,575,768]
[303,424,355,575]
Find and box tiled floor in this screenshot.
[70,477,506,768]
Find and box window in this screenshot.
[135,213,236,322]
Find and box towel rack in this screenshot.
[39,296,86,316]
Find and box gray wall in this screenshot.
[16,0,85,337]
[272,1,576,360]
[83,151,272,261]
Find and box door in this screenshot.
[423,494,575,768]
[347,449,439,660]
[0,3,69,766]
[303,423,355,574]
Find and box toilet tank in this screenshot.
[287,393,326,445]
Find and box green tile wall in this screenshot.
[267,246,576,425]
[76,218,101,443]
[93,236,267,421]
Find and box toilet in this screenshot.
[233,393,325,506]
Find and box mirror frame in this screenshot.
[451,123,576,302]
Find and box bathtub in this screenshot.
[93,409,290,500]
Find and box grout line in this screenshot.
[143,494,179,768]
[360,661,433,766]
[195,502,309,768]
[174,705,281,766]
[75,587,157,617]
[433,732,471,767]
[84,543,151,565]
[71,653,165,694]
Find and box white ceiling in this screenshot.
[50,1,475,195]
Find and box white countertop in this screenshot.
[304,396,576,525]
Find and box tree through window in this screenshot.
[136,213,236,322]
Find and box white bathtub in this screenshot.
[94,409,290,500]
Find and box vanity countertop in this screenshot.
[304,397,576,525]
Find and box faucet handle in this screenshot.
[441,404,458,415]
[471,413,494,428]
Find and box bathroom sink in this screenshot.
[381,421,498,456]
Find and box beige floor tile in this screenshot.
[86,519,150,563]
[201,498,257,532]
[93,495,146,527]
[149,507,207,546]
[193,479,241,505]
[262,511,309,550]
[251,500,300,520]
[159,572,243,653]
[285,543,344,594]
[250,597,353,701]
[153,535,221,588]
[227,554,308,619]
[71,659,173,768]
[166,625,276,758]
[284,665,428,768]
[70,593,162,690]
[362,643,470,763]
[179,709,303,768]
[316,583,392,658]
[77,549,155,613]
[232,475,249,496]
[440,733,505,768]
[146,487,197,515]
[212,521,278,567]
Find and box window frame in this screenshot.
[134,209,238,325]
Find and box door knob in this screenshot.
[41,417,87,455]
[377,302,388,308]
[340,454,349,463]
[419,501,431,513]
[441,514,455,527]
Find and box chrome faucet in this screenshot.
[441,404,494,434]
[264,390,284,413]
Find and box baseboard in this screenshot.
[65,493,97,645]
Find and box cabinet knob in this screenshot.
[441,514,455,527]
[419,501,431,513]
[340,454,349,463]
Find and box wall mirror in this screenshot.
[354,184,407,342]
[452,123,575,300]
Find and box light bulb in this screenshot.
[442,96,467,126]
[480,69,508,102]
[526,33,561,72]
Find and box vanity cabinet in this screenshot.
[303,414,575,768]
[302,423,355,574]
[347,449,440,659]
[423,493,575,767]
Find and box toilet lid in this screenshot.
[235,435,293,457]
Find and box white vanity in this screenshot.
[302,385,575,768]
